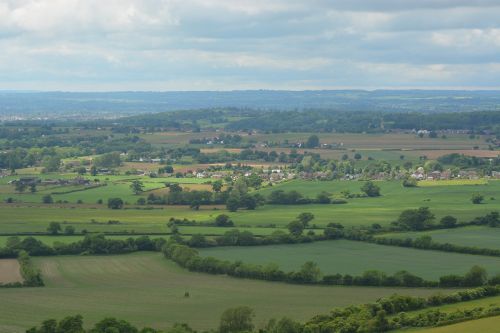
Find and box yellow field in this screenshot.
[418,179,488,187]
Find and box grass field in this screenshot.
[394,315,500,332]
[0,180,498,234]
[0,252,449,332]
[379,226,500,250]
[0,260,22,284]
[198,240,500,279]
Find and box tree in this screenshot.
[471,193,484,204]
[42,194,53,204]
[215,214,234,227]
[90,165,98,176]
[287,220,305,236]
[226,197,240,212]
[130,180,144,195]
[305,135,320,148]
[219,306,255,333]
[211,180,223,193]
[168,183,183,193]
[30,183,37,193]
[107,198,124,209]
[241,194,257,210]
[76,167,87,175]
[47,222,61,235]
[265,317,302,333]
[354,153,362,160]
[299,261,321,283]
[316,192,331,204]
[440,215,457,228]
[361,181,381,197]
[15,182,27,193]
[64,226,76,235]
[42,156,61,172]
[297,212,314,227]
[463,266,488,287]
[395,207,435,230]
[402,178,417,187]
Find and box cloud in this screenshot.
[0,0,499,90]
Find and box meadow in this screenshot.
[379,226,500,250]
[198,240,500,279]
[0,252,448,332]
[0,179,498,235]
[395,316,500,332]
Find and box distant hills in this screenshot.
[1,90,500,120]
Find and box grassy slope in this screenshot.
[0,253,449,332]
[198,240,500,279]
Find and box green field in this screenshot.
[1,180,498,234]
[0,252,448,332]
[379,226,500,250]
[395,316,500,332]
[199,240,500,279]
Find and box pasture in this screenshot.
[198,240,500,279]
[0,252,448,332]
[0,180,498,234]
[396,316,500,332]
[379,226,500,250]
[0,260,22,284]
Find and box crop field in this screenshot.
[378,226,500,250]
[199,240,500,279]
[396,316,500,332]
[417,179,488,187]
[0,259,22,284]
[0,252,448,332]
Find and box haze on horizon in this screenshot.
[1,0,500,91]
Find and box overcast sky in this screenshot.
[1,0,500,91]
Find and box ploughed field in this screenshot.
[0,259,22,284]
[0,252,452,332]
[198,240,500,279]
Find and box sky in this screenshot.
[1,0,500,91]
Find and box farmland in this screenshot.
[0,105,499,332]
[0,180,498,235]
[198,240,500,279]
[0,260,22,284]
[396,316,500,332]
[0,252,448,332]
[379,226,500,250]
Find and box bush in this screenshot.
[107,198,124,209]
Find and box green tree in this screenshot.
[130,180,144,195]
[299,261,321,283]
[305,135,320,148]
[211,180,223,192]
[107,198,124,209]
[30,183,37,193]
[15,181,27,193]
[361,181,381,197]
[47,222,61,235]
[64,226,76,235]
[463,265,488,287]
[440,215,457,228]
[215,214,234,227]
[395,207,435,230]
[219,306,255,333]
[297,212,314,227]
[287,220,305,236]
[471,193,484,204]
[226,197,239,212]
[42,194,53,204]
